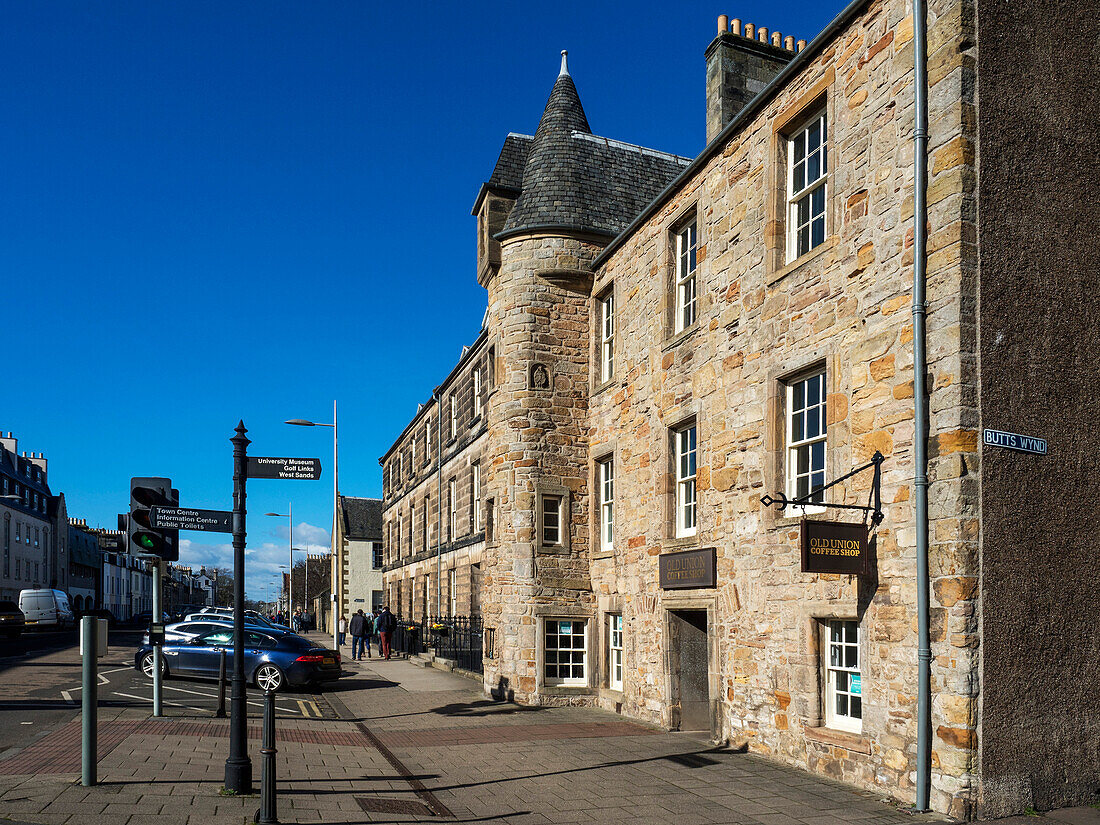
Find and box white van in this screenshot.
[18,589,74,629]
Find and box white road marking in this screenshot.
[111,691,209,714]
[60,690,75,705]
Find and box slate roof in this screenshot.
[487,134,532,193]
[497,59,691,240]
[340,496,382,540]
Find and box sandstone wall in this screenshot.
[588,0,978,815]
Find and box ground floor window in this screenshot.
[824,619,862,733]
[608,614,623,691]
[544,618,587,686]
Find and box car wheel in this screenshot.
[254,663,284,693]
[139,652,166,679]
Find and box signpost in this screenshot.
[150,507,233,533]
[223,428,322,797]
[982,428,1047,455]
[246,457,322,480]
[800,520,870,575]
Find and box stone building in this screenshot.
[380,0,1099,818]
[339,495,385,613]
[0,432,57,601]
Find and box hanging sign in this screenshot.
[659,547,717,589]
[800,520,869,575]
[982,429,1047,455]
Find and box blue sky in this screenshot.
[2,0,844,600]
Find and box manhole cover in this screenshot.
[357,797,435,816]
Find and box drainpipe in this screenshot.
[912,0,932,811]
[436,392,443,619]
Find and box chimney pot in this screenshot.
[772,32,782,46]
[718,14,728,34]
[744,22,755,39]
[731,17,742,35]
[785,35,796,50]
[797,39,807,51]
[758,27,768,43]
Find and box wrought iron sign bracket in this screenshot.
[761,451,885,526]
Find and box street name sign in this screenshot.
[983,429,1047,455]
[246,456,322,480]
[149,506,234,533]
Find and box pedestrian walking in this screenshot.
[338,615,348,647]
[362,610,375,658]
[376,605,397,660]
[349,610,367,660]
[292,609,303,633]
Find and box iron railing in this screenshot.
[393,615,484,673]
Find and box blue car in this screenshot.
[134,627,341,692]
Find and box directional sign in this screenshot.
[246,456,322,480]
[149,506,234,533]
[983,428,1047,456]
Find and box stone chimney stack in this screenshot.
[705,14,797,143]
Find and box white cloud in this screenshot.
[179,533,329,603]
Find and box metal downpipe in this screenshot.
[912,0,933,810]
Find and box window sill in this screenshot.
[663,535,699,551]
[661,323,700,352]
[767,235,838,287]
[592,549,615,561]
[803,725,870,754]
[540,684,595,696]
[538,544,571,556]
[591,377,620,399]
[774,507,826,528]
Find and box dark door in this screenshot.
[669,609,711,732]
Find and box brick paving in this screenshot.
[0,637,1094,824]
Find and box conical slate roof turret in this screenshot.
[495,51,692,241]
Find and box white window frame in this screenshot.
[824,619,862,733]
[423,496,430,553]
[449,394,457,440]
[608,614,623,691]
[472,463,482,532]
[675,424,697,538]
[410,437,417,469]
[786,110,828,263]
[541,495,562,546]
[448,568,457,617]
[786,371,827,514]
[674,222,697,333]
[473,369,482,419]
[425,420,431,464]
[544,618,587,686]
[599,291,614,382]
[599,457,614,553]
[448,478,457,541]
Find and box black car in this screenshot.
[134,627,342,692]
[0,600,25,639]
[75,608,118,627]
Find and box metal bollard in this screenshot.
[81,616,98,786]
[254,689,279,825]
[215,649,227,718]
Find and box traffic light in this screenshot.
[129,477,180,561]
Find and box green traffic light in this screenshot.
[140,535,155,549]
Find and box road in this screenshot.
[0,628,337,759]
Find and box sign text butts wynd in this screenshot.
[245,457,322,480]
[982,428,1047,455]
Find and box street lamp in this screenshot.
[286,401,339,653]
[264,506,293,619]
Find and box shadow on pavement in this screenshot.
[423,745,738,795]
[429,700,544,718]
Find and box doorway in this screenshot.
[668,609,711,732]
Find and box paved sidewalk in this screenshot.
[0,635,1095,824]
